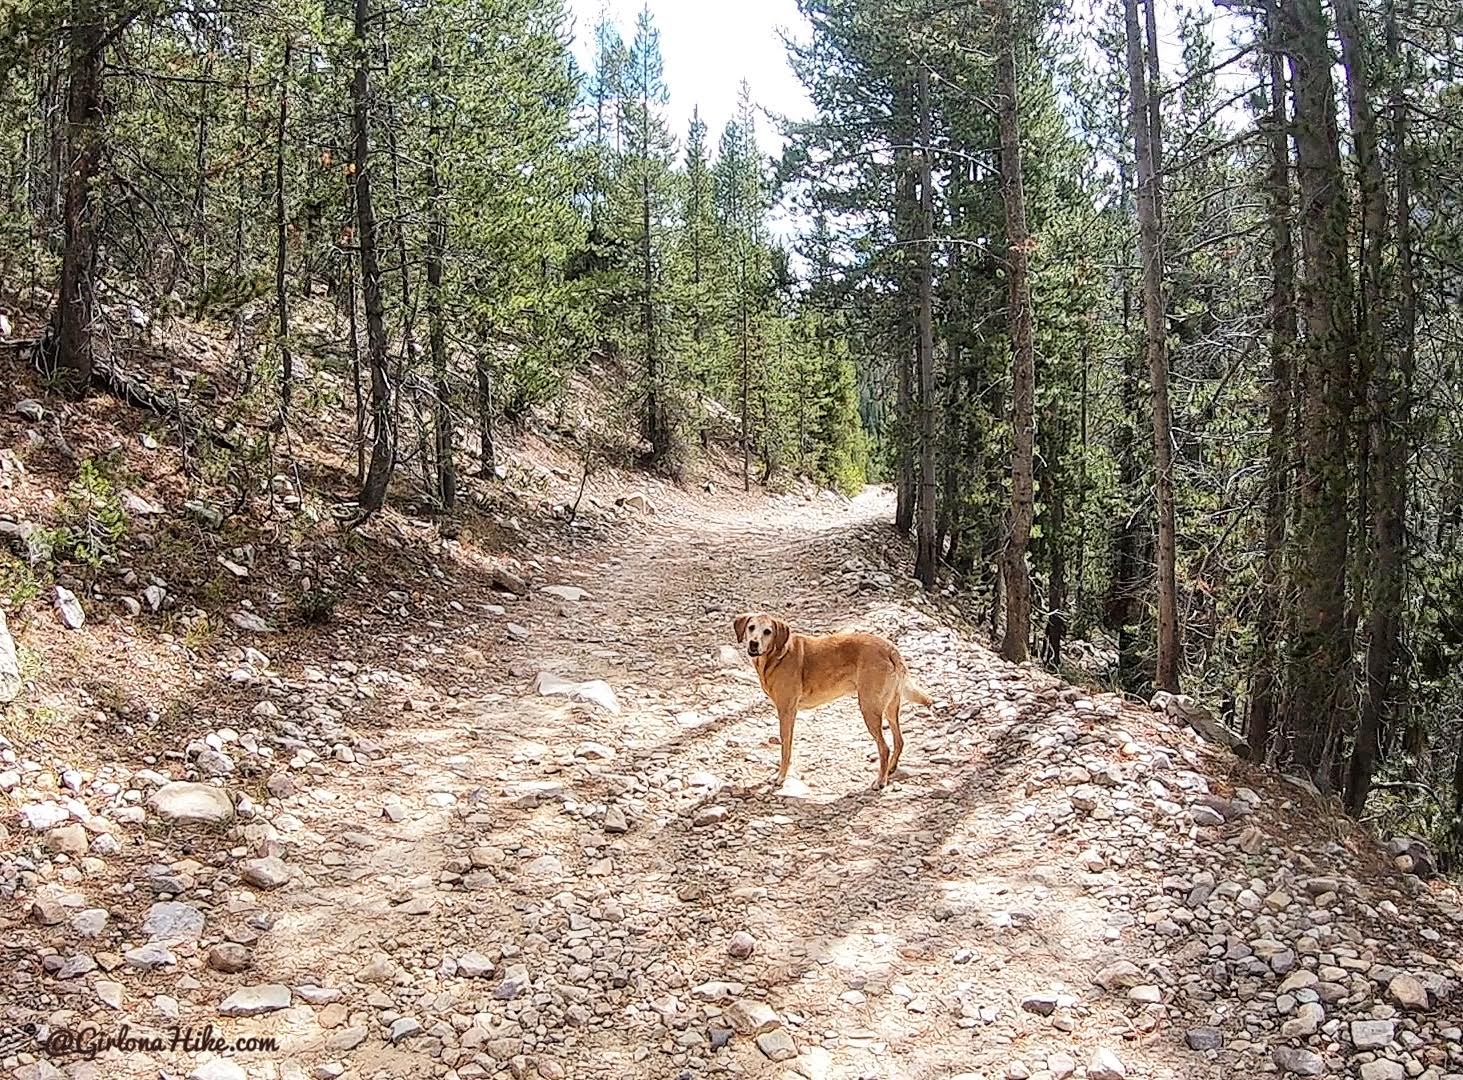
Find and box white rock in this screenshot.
[1087,1048,1126,1080]
[1359,1061,1404,1080]
[541,585,592,602]
[218,984,291,1016]
[54,586,85,629]
[495,964,531,999]
[534,671,620,714]
[239,856,290,889]
[726,999,779,1035]
[122,491,165,516]
[1352,1019,1395,1050]
[95,980,124,1009]
[148,782,235,825]
[19,802,71,830]
[0,610,20,703]
[457,951,495,978]
[603,805,629,833]
[756,1028,797,1061]
[72,909,109,937]
[143,901,205,942]
[230,610,273,633]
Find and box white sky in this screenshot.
[564,0,814,161]
[561,0,1252,251]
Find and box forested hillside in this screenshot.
[776,0,1463,863]
[2,0,1463,926]
[0,0,867,503]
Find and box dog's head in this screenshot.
[734,611,790,659]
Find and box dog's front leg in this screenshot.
[775,708,796,785]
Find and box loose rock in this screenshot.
[147,782,235,825]
[217,984,291,1016]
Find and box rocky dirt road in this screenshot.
[4,488,1462,1080]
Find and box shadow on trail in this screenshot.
[638,708,1035,955]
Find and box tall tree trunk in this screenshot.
[1451,731,1463,872]
[1337,0,1387,359]
[235,45,252,388]
[352,0,394,518]
[194,46,212,298]
[913,66,937,589]
[740,248,750,491]
[893,77,916,535]
[644,170,664,463]
[690,115,709,448]
[1043,390,1068,669]
[1073,334,1090,623]
[994,0,1035,663]
[46,0,105,398]
[1106,158,1144,690]
[275,40,293,421]
[1278,0,1359,788]
[427,45,454,512]
[477,356,497,477]
[1346,0,1411,815]
[343,174,365,484]
[382,58,419,468]
[1125,0,1181,692]
[1249,0,1297,762]
[935,174,964,565]
[1143,0,1163,227]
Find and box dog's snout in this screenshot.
[747,642,759,656]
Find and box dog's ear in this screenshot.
[733,613,751,643]
[770,618,790,657]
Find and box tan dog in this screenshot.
[733,612,932,789]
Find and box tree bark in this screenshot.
[1125,0,1181,692]
[644,169,665,462]
[1106,160,1143,690]
[343,174,365,484]
[1346,0,1411,815]
[352,0,394,519]
[275,40,293,421]
[740,244,750,491]
[1278,0,1359,788]
[893,76,916,535]
[1249,0,1297,763]
[1043,391,1067,670]
[381,46,419,469]
[46,0,105,398]
[427,44,454,512]
[993,0,1035,663]
[194,45,212,298]
[913,65,937,589]
[477,356,497,477]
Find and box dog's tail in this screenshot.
[900,675,933,707]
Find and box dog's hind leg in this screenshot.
[860,699,892,788]
[886,697,905,779]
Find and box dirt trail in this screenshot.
[227,489,1187,1080]
[9,486,1462,1080]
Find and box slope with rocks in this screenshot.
[2,439,1462,1080]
